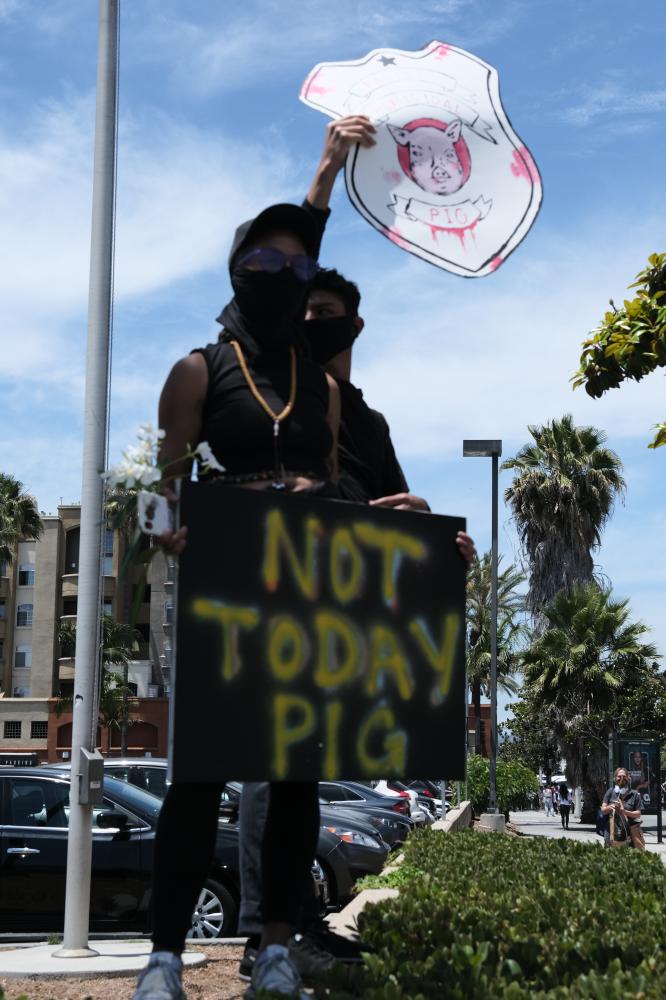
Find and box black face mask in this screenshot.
[303,315,358,364]
[230,267,309,349]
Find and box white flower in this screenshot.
[102,424,165,491]
[137,465,162,487]
[195,441,225,473]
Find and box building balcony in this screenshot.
[0,578,9,598]
[58,657,75,681]
[61,574,78,597]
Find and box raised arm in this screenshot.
[306,116,376,211]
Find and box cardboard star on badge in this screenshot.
[300,41,542,277]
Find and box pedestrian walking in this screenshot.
[543,783,553,816]
[559,783,572,829]
[552,784,560,815]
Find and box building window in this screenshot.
[0,560,7,577]
[65,527,80,574]
[0,600,5,620]
[14,645,32,668]
[0,639,4,661]
[13,687,30,697]
[16,604,33,628]
[62,597,77,617]
[127,682,138,697]
[102,599,113,617]
[30,721,48,740]
[18,565,35,587]
[103,528,114,576]
[4,721,21,739]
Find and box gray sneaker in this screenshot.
[132,951,186,1000]
[245,943,308,999]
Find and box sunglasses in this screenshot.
[237,247,317,281]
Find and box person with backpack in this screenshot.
[600,767,645,849]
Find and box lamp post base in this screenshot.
[479,812,506,833]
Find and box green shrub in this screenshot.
[316,828,666,998]
[466,754,539,816]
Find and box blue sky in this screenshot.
[1,1,665,699]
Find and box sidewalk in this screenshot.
[511,809,666,863]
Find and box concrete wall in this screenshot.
[0,697,50,759]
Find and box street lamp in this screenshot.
[463,439,502,823]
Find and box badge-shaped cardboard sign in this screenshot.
[171,483,467,783]
[300,40,542,277]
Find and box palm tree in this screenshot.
[0,473,43,566]
[502,415,625,628]
[521,583,658,818]
[466,553,527,753]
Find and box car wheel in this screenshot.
[188,879,237,939]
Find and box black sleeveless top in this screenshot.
[193,341,332,478]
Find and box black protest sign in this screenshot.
[172,481,466,783]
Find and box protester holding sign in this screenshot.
[236,129,474,986]
[131,205,347,1000]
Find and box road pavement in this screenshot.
[511,808,666,863]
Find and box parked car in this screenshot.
[0,767,240,937]
[373,780,430,825]
[58,762,386,910]
[405,780,446,815]
[319,781,416,831]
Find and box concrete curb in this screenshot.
[432,800,473,833]
[0,941,207,979]
[327,803,474,940]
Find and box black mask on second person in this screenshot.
[229,267,309,350]
[303,315,359,364]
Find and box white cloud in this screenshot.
[128,0,525,97]
[561,82,666,126]
[348,215,665,460]
[0,93,301,383]
[0,0,20,19]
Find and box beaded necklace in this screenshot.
[229,339,297,487]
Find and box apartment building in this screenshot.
[0,503,171,761]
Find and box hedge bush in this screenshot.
[316,828,666,998]
[465,754,540,816]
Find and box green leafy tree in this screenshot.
[465,754,540,818]
[503,414,625,628]
[0,473,43,566]
[573,252,666,448]
[521,583,659,819]
[498,689,560,776]
[466,553,527,751]
[56,614,140,745]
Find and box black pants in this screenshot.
[560,804,570,829]
[151,781,320,952]
[239,782,321,937]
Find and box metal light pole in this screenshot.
[463,440,502,823]
[55,0,119,958]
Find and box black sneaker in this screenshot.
[238,941,258,982]
[289,933,337,984]
[304,922,366,963]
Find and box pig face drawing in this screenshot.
[388,119,471,196]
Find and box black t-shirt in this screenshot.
[603,786,642,833]
[335,380,409,502]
